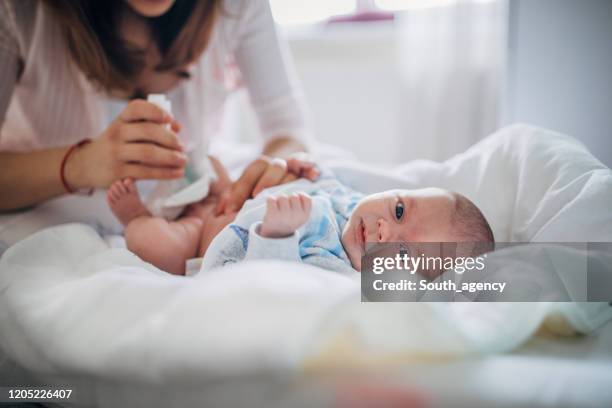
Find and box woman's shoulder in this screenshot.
[0,0,38,57]
[207,0,274,57]
[219,0,259,18]
[216,0,271,36]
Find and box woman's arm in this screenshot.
[0,101,188,212]
[215,147,320,215]
[0,147,80,211]
[0,25,59,211]
[214,1,319,215]
[234,0,313,150]
[214,135,319,215]
[259,136,319,193]
[262,135,307,158]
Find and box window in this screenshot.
[269,0,476,25]
[269,0,355,25]
[376,0,455,11]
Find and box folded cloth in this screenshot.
[143,155,218,220]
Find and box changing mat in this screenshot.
[1,125,612,406]
[1,223,611,369]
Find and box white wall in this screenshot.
[222,23,405,165]
[503,0,612,167]
[226,15,504,166]
[289,24,403,165]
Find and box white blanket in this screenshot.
[1,125,612,406]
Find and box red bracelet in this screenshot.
[60,139,94,196]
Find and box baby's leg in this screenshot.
[124,216,203,275]
[107,179,150,226]
[108,179,203,275]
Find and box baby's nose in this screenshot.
[377,219,391,242]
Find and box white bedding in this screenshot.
[1,124,612,407]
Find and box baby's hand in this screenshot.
[260,193,312,238]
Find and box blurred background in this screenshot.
[221,0,612,167]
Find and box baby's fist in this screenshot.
[260,193,312,238]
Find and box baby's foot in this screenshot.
[107,178,150,226]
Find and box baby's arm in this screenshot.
[260,193,312,238]
[200,193,312,271]
[236,193,312,264]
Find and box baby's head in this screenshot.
[341,188,494,271]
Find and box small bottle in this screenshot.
[147,94,172,126]
[144,94,186,218]
[144,94,216,219]
[147,94,198,181]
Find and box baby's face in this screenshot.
[341,188,459,271]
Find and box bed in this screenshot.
[1,124,611,407]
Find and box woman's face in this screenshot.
[125,0,176,17]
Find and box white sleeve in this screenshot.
[0,1,21,129]
[244,222,302,263]
[233,0,313,146]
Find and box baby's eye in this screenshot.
[395,200,405,220]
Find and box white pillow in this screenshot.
[331,124,612,242]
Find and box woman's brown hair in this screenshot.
[42,0,219,93]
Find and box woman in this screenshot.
[0,0,317,214]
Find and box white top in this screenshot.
[0,0,311,152]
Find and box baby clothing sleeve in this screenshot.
[244,222,302,263]
[199,220,302,273]
[245,222,356,275]
[233,0,312,146]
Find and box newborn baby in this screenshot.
[108,166,494,275]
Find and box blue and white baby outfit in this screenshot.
[200,174,364,275]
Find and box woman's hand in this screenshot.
[65,99,187,189]
[285,152,320,183]
[215,152,319,215]
[208,155,232,196]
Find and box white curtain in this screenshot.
[396,0,507,161]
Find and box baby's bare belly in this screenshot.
[184,196,237,256]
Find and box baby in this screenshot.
[107,165,494,275]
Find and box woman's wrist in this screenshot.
[63,141,93,190]
[262,136,307,159]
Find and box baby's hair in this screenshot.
[451,193,495,255]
